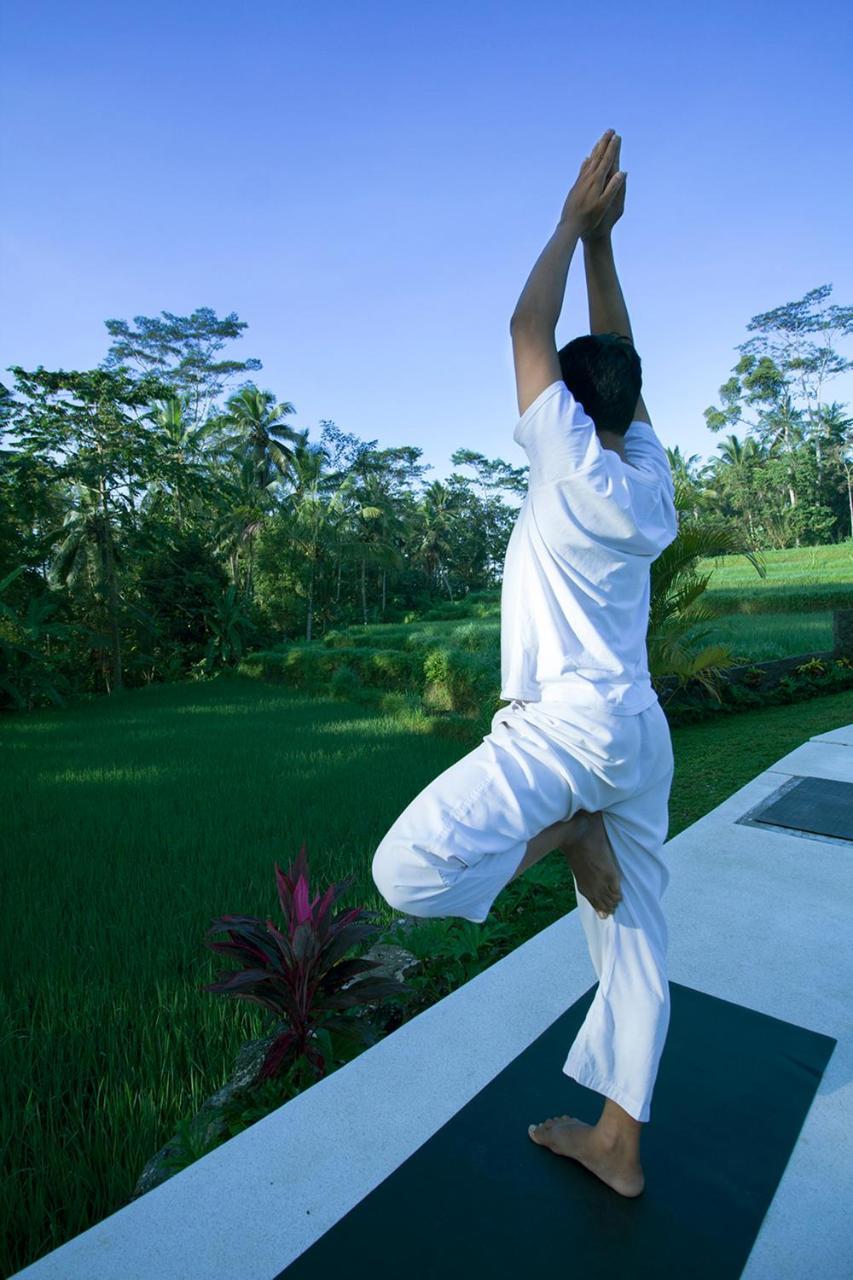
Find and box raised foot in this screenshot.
[558,810,623,919]
[528,1115,645,1197]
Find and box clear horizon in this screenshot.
[2,0,851,485]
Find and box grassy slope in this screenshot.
[697,541,853,589]
[679,610,836,662]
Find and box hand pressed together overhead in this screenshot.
[560,128,626,240]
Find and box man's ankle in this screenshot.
[560,809,593,850]
[596,1100,643,1147]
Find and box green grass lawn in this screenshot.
[3,676,853,1274]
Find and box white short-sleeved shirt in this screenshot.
[500,379,679,714]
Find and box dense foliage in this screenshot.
[1,286,851,710]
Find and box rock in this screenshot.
[383,915,432,939]
[346,942,420,1005]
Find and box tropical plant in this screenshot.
[145,392,224,529]
[203,583,254,667]
[0,565,72,709]
[203,844,414,1082]
[647,483,767,702]
[335,469,406,626]
[214,385,306,489]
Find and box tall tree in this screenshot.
[214,384,306,489]
[146,392,222,529]
[280,441,342,641]
[7,366,167,691]
[710,433,767,546]
[101,307,262,430]
[335,468,404,626]
[704,285,852,546]
[211,455,282,604]
[414,480,464,600]
[819,402,853,539]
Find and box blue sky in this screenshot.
[2,0,851,485]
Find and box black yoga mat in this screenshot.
[753,775,853,842]
[275,981,836,1280]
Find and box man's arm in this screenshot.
[509,220,578,419]
[582,215,676,503]
[582,234,651,425]
[510,130,624,419]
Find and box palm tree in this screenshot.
[147,392,222,528]
[282,441,342,642]
[711,433,766,546]
[647,485,766,704]
[46,481,125,692]
[760,393,807,538]
[335,472,405,626]
[663,445,705,521]
[204,582,253,667]
[207,386,305,606]
[664,444,703,486]
[211,456,281,604]
[414,480,463,600]
[214,386,307,489]
[818,402,853,539]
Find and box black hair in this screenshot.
[557,332,642,437]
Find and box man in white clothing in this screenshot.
[372,129,679,1198]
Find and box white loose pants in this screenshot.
[371,694,675,1123]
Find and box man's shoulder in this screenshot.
[620,420,674,490]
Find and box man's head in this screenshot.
[557,332,641,437]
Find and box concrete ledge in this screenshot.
[12,726,853,1280]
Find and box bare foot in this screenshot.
[558,810,623,919]
[528,1114,645,1197]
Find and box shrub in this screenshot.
[794,657,827,678]
[279,646,328,689]
[419,600,477,622]
[663,656,853,726]
[321,629,355,650]
[423,645,496,715]
[450,622,490,652]
[361,647,420,688]
[329,663,361,700]
[204,844,414,1082]
[237,646,328,689]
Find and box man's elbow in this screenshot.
[510,310,548,333]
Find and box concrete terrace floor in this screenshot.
[12,723,853,1280]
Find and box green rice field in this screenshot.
[681,610,835,662]
[698,541,853,590]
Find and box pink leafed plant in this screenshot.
[203,842,412,1082]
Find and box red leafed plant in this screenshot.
[203,842,413,1083]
